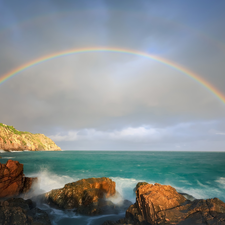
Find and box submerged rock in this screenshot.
[44,177,123,215]
[0,160,37,198]
[103,182,225,225]
[0,197,51,225]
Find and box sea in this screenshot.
[0,150,225,225]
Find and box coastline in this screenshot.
[1,151,225,224]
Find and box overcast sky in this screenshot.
[0,0,225,150]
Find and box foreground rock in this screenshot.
[0,198,51,225]
[0,160,37,198]
[103,182,225,225]
[43,177,130,215]
[0,123,61,151]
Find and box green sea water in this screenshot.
[1,151,225,224]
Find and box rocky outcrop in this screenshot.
[0,160,37,198]
[103,182,225,225]
[0,198,51,225]
[127,183,186,224]
[43,177,118,215]
[133,182,148,193]
[0,123,61,151]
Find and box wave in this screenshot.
[0,150,6,153]
[27,170,225,225]
[166,180,223,201]
[9,150,24,152]
[110,177,155,202]
[215,177,225,188]
[2,157,15,159]
[28,169,80,195]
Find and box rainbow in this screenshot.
[0,47,225,104]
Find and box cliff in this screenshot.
[0,123,61,151]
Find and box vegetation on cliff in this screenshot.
[0,123,61,151]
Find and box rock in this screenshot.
[102,218,132,225]
[76,198,132,216]
[133,182,148,192]
[106,183,225,225]
[0,123,61,151]
[127,183,187,224]
[44,177,118,215]
[163,197,225,225]
[0,197,51,225]
[0,160,37,198]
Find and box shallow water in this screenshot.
[1,151,225,224]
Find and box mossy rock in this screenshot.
[133,182,148,192]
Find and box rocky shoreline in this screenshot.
[0,123,61,151]
[1,160,225,225]
[103,183,225,225]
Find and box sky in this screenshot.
[0,0,225,151]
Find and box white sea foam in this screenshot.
[0,149,6,153]
[216,177,225,188]
[2,157,15,159]
[168,181,222,200]
[196,179,208,188]
[9,150,23,152]
[110,177,155,202]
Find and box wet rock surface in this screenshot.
[43,177,120,215]
[103,183,225,225]
[75,198,132,216]
[0,160,37,198]
[0,197,51,225]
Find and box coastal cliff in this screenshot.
[0,123,61,151]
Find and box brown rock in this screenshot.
[112,182,225,225]
[44,177,116,215]
[0,197,51,225]
[0,160,37,198]
[133,183,186,224]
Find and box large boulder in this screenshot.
[0,160,37,198]
[103,183,225,225]
[127,183,186,224]
[44,177,118,215]
[0,198,51,225]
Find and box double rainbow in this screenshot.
[0,47,225,104]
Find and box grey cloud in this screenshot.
[0,0,225,150]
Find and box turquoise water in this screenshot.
[1,151,225,224]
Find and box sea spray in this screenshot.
[28,169,80,194]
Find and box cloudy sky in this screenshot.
[0,0,225,150]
